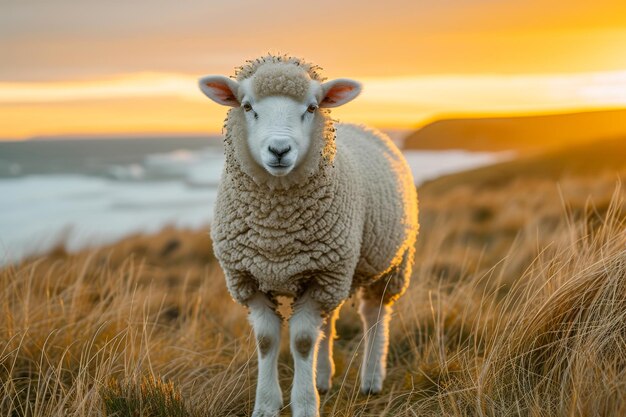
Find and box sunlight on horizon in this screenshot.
[1,70,626,140]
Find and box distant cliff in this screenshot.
[403,109,626,151]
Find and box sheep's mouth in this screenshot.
[265,162,294,176]
[267,162,292,168]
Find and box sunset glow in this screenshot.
[2,0,626,140]
[2,70,626,139]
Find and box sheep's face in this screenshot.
[199,64,361,178]
[236,81,318,177]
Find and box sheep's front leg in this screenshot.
[290,292,324,417]
[359,298,392,394]
[248,293,283,417]
[316,307,339,394]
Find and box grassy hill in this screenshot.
[1,141,625,416]
[404,108,626,151]
[420,136,626,194]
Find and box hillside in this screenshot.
[419,136,626,194]
[404,108,626,151]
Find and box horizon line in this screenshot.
[2,106,626,143]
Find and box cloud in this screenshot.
[2,1,626,81]
[3,70,626,110]
[2,69,626,139]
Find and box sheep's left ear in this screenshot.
[198,75,240,107]
[319,78,362,108]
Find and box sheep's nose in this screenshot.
[268,145,291,159]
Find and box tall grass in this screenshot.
[1,173,624,416]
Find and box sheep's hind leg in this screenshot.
[359,248,412,394]
[290,291,324,417]
[248,293,283,417]
[316,307,339,394]
[358,296,392,395]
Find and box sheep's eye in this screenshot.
[243,103,252,112]
[307,104,318,113]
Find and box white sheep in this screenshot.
[199,55,418,417]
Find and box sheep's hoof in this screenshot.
[252,409,280,417]
[360,380,383,396]
[252,391,282,417]
[316,380,332,395]
[360,386,382,396]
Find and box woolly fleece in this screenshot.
[252,63,311,101]
[211,55,419,313]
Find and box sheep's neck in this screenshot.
[227,162,337,235]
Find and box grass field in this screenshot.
[2,142,625,416]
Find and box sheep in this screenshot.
[198,54,418,417]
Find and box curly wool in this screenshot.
[234,54,326,83]
[252,63,312,101]
[211,57,419,313]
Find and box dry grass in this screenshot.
[1,167,625,416]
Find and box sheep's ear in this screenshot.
[319,78,362,108]
[198,75,240,107]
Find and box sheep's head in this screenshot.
[199,56,361,182]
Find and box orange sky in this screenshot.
[1,0,626,140]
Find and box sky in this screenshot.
[1,0,626,140]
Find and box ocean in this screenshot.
[0,135,506,264]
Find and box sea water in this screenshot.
[0,136,506,264]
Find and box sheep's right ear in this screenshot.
[319,78,362,108]
[198,75,240,107]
